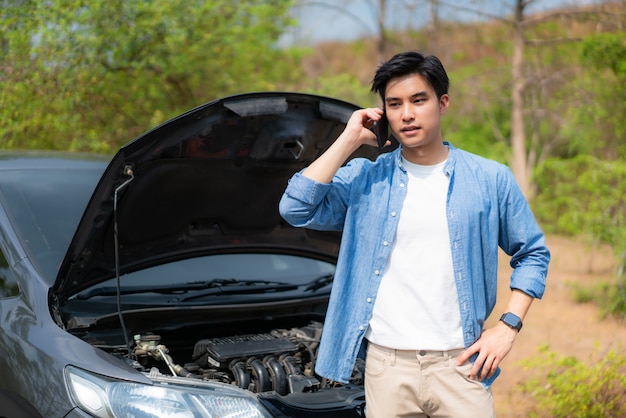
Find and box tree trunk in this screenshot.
[376,0,387,63]
[427,0,440,51]
[510,0,530,197]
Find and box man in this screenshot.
[279,51,549,417]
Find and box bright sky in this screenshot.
[281,0,600,46]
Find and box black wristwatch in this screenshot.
[500,312,523,332]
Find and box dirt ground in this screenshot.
[490,235,626,417]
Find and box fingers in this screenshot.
[482,357,498,379]
[458,325,516,381]
[458,342,502,381]
[470,353,498,381]
[356,107,384,129]
[344,108,383,147]
[456,344,478,367]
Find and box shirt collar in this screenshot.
[395,142,456,176]
[443,142,455,177]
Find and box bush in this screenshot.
[570,281,626,322]
[520,346,626,418]
[533,156,626,320]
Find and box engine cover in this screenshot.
[192,333,298,369]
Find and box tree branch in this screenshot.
[298,0,378,34]
[525,36,582,46]
[520,8,624,27]
[436,0,514,25]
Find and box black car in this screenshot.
[0,93,388,418]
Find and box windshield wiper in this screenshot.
[302,273,334,292]
[179,279,299,302]
[74,278,288,300]
[180,274,336,301]
[75,274,334,302]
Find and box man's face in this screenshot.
[384,73,449,157]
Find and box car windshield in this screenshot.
[0,166,103,283]
[75,253,335,300]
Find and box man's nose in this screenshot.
[401,104,414,120]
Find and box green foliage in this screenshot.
[534,155,626,318]
[521,346,626,418]
[0,0,624,319]
[534,156,626,244]
[582,32,626,77]
[304,73,374,108]
[563,32,626,160]
[1,0,300,152]
[443,60,511,164]
[444,117,509,164]
[533,31,626,320]
[570,281,626,322]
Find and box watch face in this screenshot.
[501,313,522,330]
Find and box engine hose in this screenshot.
[248,358,272,393]
[173,364,194,378]
[264,356,288,395]
[279,354,301,376]
[229,361,251,390]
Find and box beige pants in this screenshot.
[364,342,496,418]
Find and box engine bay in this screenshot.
[131,321,362,396]
[67,300,365,405]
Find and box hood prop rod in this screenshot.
[114,165,135,356]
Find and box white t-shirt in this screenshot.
[365,157,464,350]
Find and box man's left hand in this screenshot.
[456,323,518,381]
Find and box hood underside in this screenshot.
[54,92,387,300]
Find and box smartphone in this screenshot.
[371,112,389,149]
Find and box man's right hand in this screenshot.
[301,107,386,183]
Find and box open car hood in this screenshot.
[53,92,387,300]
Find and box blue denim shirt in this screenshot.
[279,143,550,384]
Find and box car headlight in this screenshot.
[65,366,272,418]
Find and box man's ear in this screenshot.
[439,94,450,114]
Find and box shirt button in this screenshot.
[419,350,427,356]
[366,297,372,303]
[383,241,388,246]
[400,183,405,188]
[391,211,397,217]
[358,325,364,331]
[374,270,380,275]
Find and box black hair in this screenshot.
[371,51,449,101]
